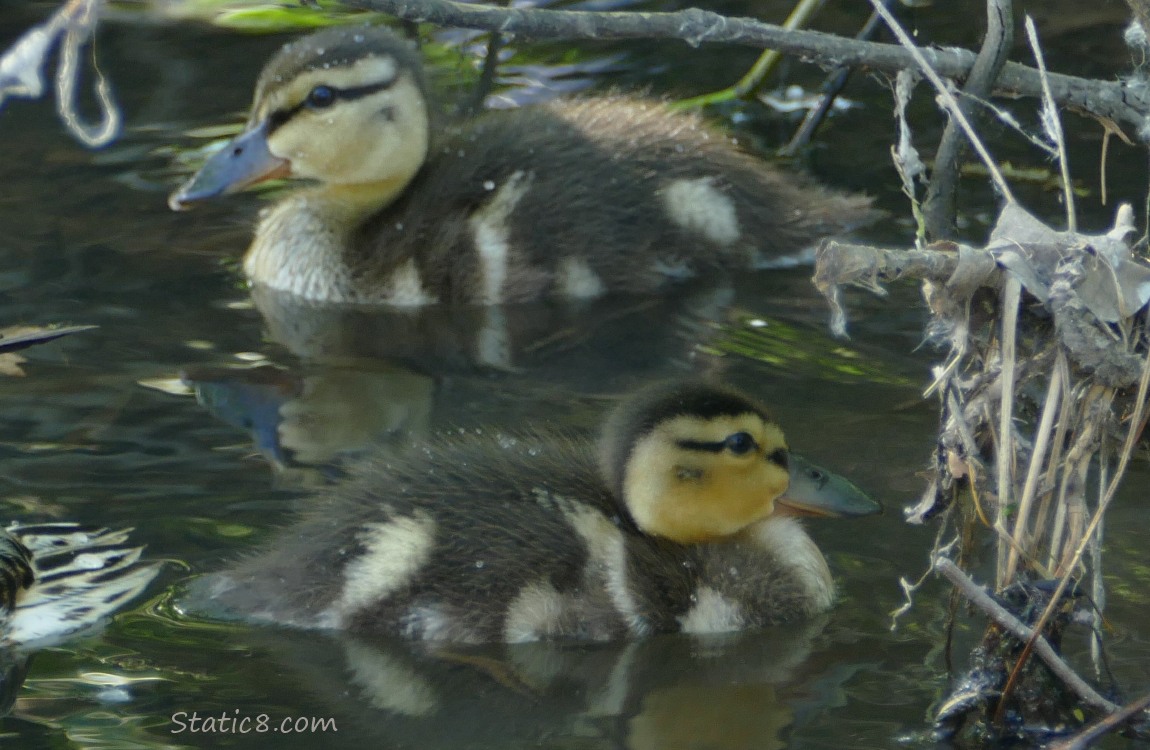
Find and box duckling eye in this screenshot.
[306,85,337,109]
[724,432,757,455]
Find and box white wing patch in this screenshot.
[503,579,568,643]
[469,171,533,304]
[333,513,436,625]
[661,177,741,246]
[560,500,649,636]
[381,258,438,306]
[556,257,606,299]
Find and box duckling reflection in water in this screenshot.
[170,26,876,305]
[193,382,878,642]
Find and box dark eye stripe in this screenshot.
[766,448,789,469]
[337,80,396,101]
[676,439,726,453]
[676,436,766,456]
[266,79,396,134]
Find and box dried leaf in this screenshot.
[985,203,1150,322]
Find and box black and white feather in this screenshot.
[0,523,160,648]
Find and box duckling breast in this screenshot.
[245,196,360,302]
[618,516,834,636]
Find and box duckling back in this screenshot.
[196,434,627,640]
[350,95,875,304]
[196,428,834,643]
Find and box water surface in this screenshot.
[0,3,1146,748]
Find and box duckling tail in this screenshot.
[1,523,160,648]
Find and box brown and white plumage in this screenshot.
[191,382,878,643]
[170,26,876,305]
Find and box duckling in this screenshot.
[169,26,876,305]
[192,382,879,642]
[0,523,159,647]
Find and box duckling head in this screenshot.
[600,383,793,544]
[171,26,430,212]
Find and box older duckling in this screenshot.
[194,382,878,642]
[0,523,159,647]
[170,26,876,305]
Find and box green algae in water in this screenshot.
[705,314,917,386]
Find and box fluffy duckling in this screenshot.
[0,523,159,647]
[194,382,878,642]
[170,26,876,305]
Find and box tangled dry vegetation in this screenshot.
[818,201,1150,741]
[817,4,1150,745]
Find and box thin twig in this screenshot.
[1007,351,1150,714]
[867,0,1014,203]
[1089,441,1107,678]
[1032,353,1072,552]
[934,557,1120,715]
[1024,15,1075,232]
[464,27,505,116]
[1047,692,1150,750]
[675,0,828,109]
[1035,356,1148,629]
[781,0,895,156]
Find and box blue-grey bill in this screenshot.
[168,122,288,211]
[780,453,881,518]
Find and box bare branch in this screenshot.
[345,0,1150,130]
[869,0,1013,202]
[1025,15,1075,232]
[921,0,1013,240]
[934,557,1120,715]
[1048,692,1150,750]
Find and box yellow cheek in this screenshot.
[646,463,787,544]
[706,462,788,525]
[267,128,314,170]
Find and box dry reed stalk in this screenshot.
[1030,354,1072,559]
[1002,359,1063,583]
[994,277,1021,586]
